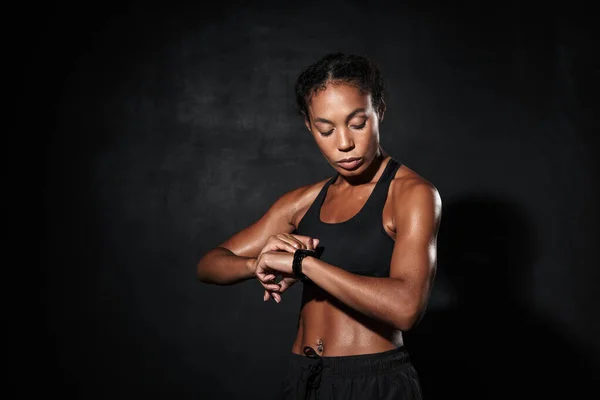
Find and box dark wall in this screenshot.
[37,1,598,399]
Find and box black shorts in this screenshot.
[280,345,423,400]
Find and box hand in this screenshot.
[252,234,319,303]
[255,250,294,279]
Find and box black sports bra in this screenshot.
[293,157,402,278]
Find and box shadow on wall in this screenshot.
[405,195,597,400]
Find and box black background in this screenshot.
[34,0,598,398]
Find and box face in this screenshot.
[304,82,385,176]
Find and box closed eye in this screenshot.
[351,121,366,130]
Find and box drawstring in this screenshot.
[303,346,323,400]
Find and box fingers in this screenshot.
[255,259,281,291]
[264,289,282,303]
[266,234,320,254]
[268,234,306,254]
[278,276,298,293]
[257,272,281,292]
[256,233,319,304]
[261,281,280,292]
[264,276,297,304]
[263,275,297,303]
[290,234,319,250]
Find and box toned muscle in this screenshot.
[216,183,318,258]
[216,160,434,357]
[291,162,431,356]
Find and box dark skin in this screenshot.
[197,81,441,356]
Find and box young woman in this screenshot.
[197,53,441,399]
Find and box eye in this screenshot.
[319,129,334,137]
[350,121,367,130]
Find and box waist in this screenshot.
[292,331,403,357]
[287,345,412,377]
[293,292,403,356]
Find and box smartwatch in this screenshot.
[292,249,320,281]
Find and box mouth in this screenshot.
[337,157,362,170]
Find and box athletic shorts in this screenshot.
[280,345,423,400]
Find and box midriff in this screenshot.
[291,281,404,356]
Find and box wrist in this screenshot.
[292,249,319,280]
[301,255,316,277]
[245,257,256,275]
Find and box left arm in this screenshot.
[302,180,441,331]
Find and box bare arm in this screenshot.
[301,180,441,330]
[196,246,257,285]
[196,186,303,285]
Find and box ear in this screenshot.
[377,100,386,122]
[304,116,312,133]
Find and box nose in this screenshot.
[336,127,355,151]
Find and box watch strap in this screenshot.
[292,249,319,281]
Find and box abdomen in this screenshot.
[291,282,404,356]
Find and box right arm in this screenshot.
[196,187,302,285]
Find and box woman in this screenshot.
[197,53,441,399]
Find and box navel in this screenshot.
[316,338,324,353]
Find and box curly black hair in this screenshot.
[294,53,385,121]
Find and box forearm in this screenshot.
[302,257,422,331]
[197,247,255,285]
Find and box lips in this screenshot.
[337,157,362,170]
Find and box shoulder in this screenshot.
[277,177,330,209]
[390,165,442,228]
[271,177,331,226]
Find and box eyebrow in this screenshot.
[313,108,367,125]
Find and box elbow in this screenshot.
[392,304,423,332]
[196,249,231,285]
[197,247,225,284]
[196,261,207,283]
[196,257,213,284]
[394,315,419,332]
